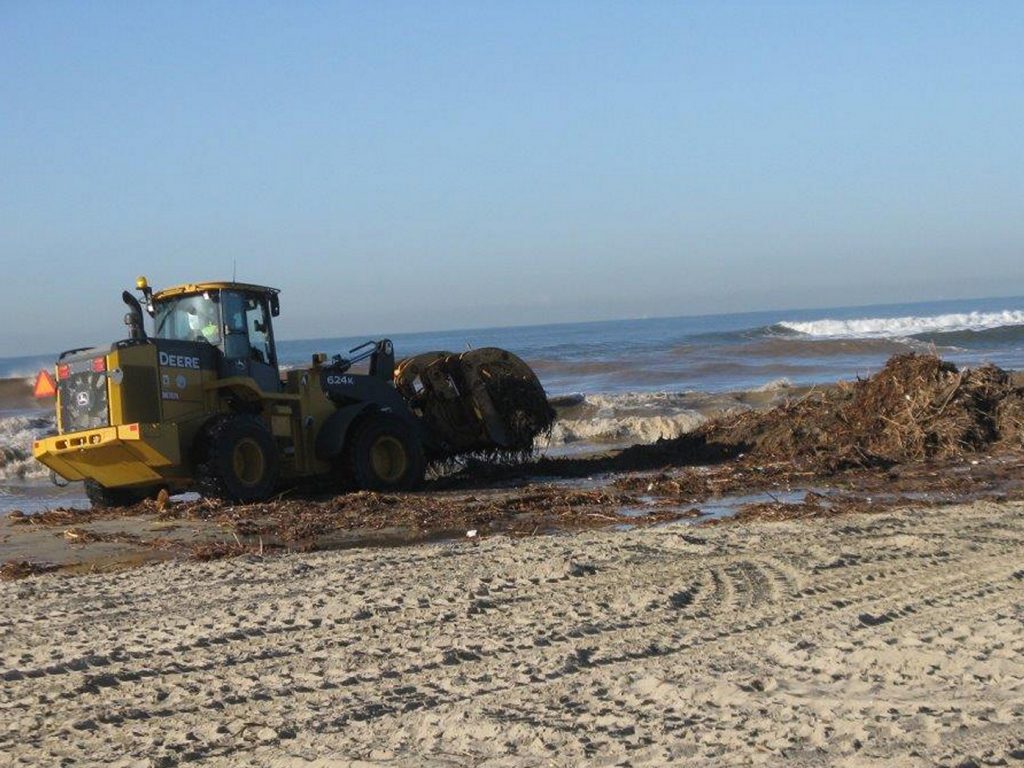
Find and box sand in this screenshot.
[1,499,1022,767]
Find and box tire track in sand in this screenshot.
[1,503,1022,766]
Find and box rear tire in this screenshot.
[84,480,153,509]
[348,414,425,492]
[196,415,279,503]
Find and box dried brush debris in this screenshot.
[189,539,279,561]
[697,354,1024,472]
[1,560,60,581]
[60,527,147,547]
[169,485,677,545]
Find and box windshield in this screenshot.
[153,293,222,344]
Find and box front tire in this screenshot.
[348,414,425,492]
[196,415,279,503]
[84,480,154,509]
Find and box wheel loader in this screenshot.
[32,278,555,508]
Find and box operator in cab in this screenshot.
[187,303,221,345]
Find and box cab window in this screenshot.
[153,294,222,344]
[222,291,274,365]
[246,298,273,365]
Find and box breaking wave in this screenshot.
[547,407,706,448]
[778,310,1024,340]
[542,384,797,450]
[0,414,53,481]
[0,376,54,481]
[546,392,707,447]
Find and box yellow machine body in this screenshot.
[32,282,337,493]
[33,277,554,501]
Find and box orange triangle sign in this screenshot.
[34,369,57,398]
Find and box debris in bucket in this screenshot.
[482,375,557,452]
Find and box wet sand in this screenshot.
[1,498,1022,766]
[5,443,1024,578]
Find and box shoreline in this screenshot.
[8,444,1024,581]
[6,353,1024,578]
[5,445,1024,579]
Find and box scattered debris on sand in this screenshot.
[3,484,695,575]
[0,560,60,581]
[169,485,686,556]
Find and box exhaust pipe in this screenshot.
[122,291,147,341]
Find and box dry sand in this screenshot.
[1,500,1023,767]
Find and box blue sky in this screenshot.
[2,1,1023,356]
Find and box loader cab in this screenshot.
[150,281,282,392]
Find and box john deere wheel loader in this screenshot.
[33,278,554,508]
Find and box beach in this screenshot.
[6,3,1024,764]
[2,498,1022,767]
[4,313,1024,766]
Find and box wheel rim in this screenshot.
[370,435,408,484]
[232,437,266,486]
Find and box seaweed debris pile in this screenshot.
[699,354,1024,471]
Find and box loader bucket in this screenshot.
[394,347,555,458]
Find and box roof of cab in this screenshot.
[152,281,281,300]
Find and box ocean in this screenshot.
[5,295,1024,513]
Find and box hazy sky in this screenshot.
[2,1,1023,357]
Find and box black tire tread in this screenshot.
[347,413,425,492]
[195,414,279,503]
[84,480,152,509]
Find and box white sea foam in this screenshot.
[543,391,711,448]
[542,382,810,449]
[779,310,1024,339]
[0,414,54,481]
[749,377,794,392]
[546,411,706,447]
